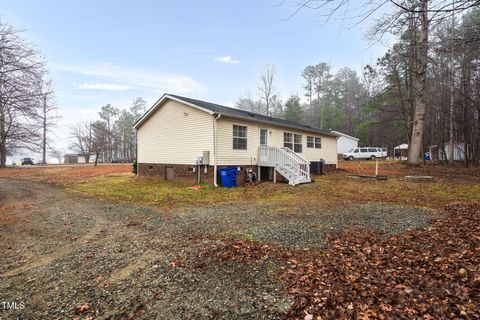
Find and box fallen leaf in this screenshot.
[75,303,90,313]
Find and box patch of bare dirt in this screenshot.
[0,164,133,185]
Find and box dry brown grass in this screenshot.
[1,161,479,210]
[338,159,480,181]
[0,164,133,185]
[69,161,480,210]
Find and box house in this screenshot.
[330,131,359,154]
[134,94,339,186]
[64,153,97,164]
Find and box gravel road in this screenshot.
[0,179,438,319]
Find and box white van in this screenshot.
[342,147,386,161]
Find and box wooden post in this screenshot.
[258,166,261,182]
[375,160,379,176]
[273,167,276,183]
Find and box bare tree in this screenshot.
[99,104,119,162]
[48,146,64,164]
[90,120,108,166]
[288,0,480,165]
[0,20,46,167]
[70,122,93,163]
[448,0,456,162]
[130,97,147,121]
[38,79,58,164]
[235,91,262,114]
[258,63,278,117]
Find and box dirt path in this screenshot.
[0,179,437,319]
[0,179,286,319]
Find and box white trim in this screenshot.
[232,123,248,151]
[259,127,268,147]
[330,130,359,141]
[314,136,322,149]
[213,114,221,187]
[133,94,214,129]
[306,135,314,148]
[283,131,303,154]
[306,135,322,149]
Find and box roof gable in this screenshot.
[330,131,359,141]
[133,94,214,129]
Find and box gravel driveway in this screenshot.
[0,179,437,319]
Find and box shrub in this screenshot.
[132,160,137,174]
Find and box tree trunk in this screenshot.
[42,102,47,165]
[448,11,455,163]
[0,103,6,168]
[407,0,429,166]
[461,47,469,167]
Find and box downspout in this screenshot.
[213,113,221,187]
[135,127,138,176]
[335,136,339,169]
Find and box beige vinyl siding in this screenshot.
[137,100,213,165]
[216,117,338,165]
[303,134,337,164]
[216,118,258,166]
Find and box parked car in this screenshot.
[21,158,34,165]
[342,147,386,161]
[111,158,121,163]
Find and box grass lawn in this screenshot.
[69,167,480,210]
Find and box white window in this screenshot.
[294,134,302,153]
[314,137,322,149]
[307,136,321,149]
[260,128,268,146]
[284,132,302,152]
[284,132,293,150]
[307,136,314,148]
[233,125,247,150]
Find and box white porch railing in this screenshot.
[258,146,310,185]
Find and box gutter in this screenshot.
[213,113,221,187]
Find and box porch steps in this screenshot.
[258,146,311,186]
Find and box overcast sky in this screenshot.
[0,0,389,161]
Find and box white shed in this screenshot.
[439,142,465,161]
[330,131,359,154]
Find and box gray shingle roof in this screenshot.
[167,94,337,137]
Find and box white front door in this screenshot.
[260,128,268,146]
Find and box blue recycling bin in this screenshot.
[218,167,238,188]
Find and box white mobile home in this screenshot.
[64,154,97,164]
[330,131,359,154]
[134,94,339,186]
